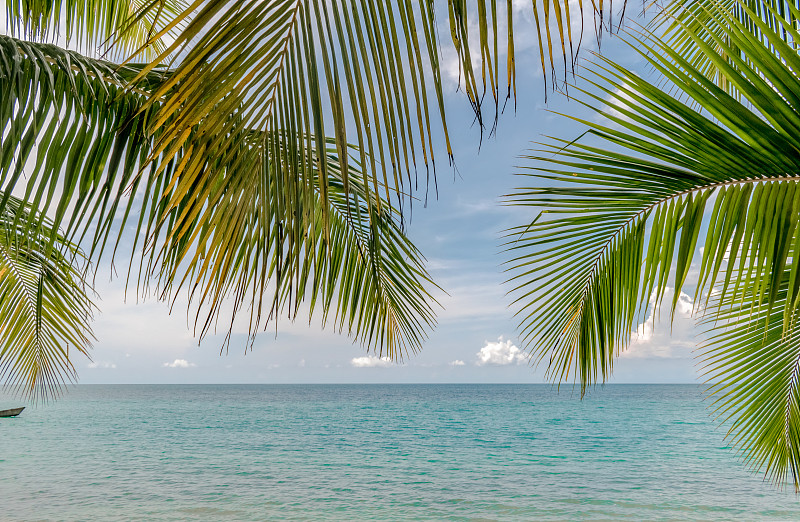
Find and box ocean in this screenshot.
[1,384,798,520]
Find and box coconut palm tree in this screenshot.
[505,0,800,488]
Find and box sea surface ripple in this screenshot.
[2,384,798,520]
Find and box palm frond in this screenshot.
[5,0,188,60]
[656,0,800,97]
[504,3,800,484]
[701,264,800,490]
[0,35,166,256]
[314,158,440,358]
[1,35,438,364]
[145,131,441,357]
[0,194,94,402]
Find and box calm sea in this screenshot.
[1,384,799,520]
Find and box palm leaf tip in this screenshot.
[0,195,95,402]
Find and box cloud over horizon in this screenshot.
[351,356,395,368]
[163,359,196,369]
[476,337,527,366]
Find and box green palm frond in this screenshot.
[145,131,440,356]
[0,194,94,402]
[5,0,188,59]
[504,3,800,486]
[312,153,439,357]
[1,34,437,363]
[656,0,800,97]
[701,265,800,489]
[0,35,167,255]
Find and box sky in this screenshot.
[3,4,705,385]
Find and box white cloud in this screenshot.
[622,288,697,359]
[87,361,116,369]
[449,360,466,366]
[351,356,394,368]
[476,337,527,366]
[601,82,638,124]
[163,359,196,368]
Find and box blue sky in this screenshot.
[3,5,703,385]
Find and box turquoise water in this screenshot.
[2,384,799,520]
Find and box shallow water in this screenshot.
[2,384,798,520]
